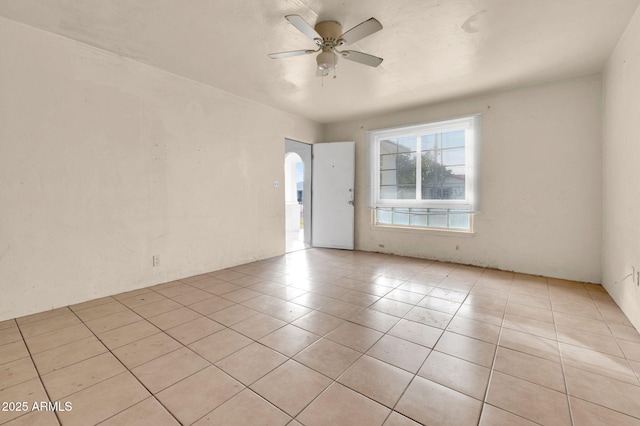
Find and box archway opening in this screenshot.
[285,152,307,252]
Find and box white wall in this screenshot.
[325,75,603,283]
[602,6,640,331]
[0,17,323,321]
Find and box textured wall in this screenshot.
[0,17,323,320]
[325,75,603,283]
[602,6,640,331]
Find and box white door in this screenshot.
[312,142,355,249]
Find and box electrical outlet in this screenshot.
[153,255,160,267]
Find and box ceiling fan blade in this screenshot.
[340,50,383,67]
[285,15,321,40]
[340,18,382,44]
[316,67,329,77]
[268,49,317,59]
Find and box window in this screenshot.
[366,115,480,231]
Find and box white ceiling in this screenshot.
[1,0,638,123]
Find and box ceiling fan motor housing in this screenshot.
[314,21,344,46]
[268,15,383,74]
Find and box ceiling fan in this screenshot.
[268,15,383,76]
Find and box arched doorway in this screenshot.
[285,139,312,252]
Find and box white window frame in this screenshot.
[366,115,480,230]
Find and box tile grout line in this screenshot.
[107,285,302,423]
[551,280,597,426]
[475,269,510,426]
[135,273,371,425]
[170,258,640,424]
[453,266,516,425]
[362,264,488,425]
[244,260,428,424]
[6,250,640,425]
[65,302,187,425]
[591,289,640,386]
[476,272,546,425]
[340,264,496,424]
[245,256,636,422]
[12,318,63,426]
[379,267,464,426]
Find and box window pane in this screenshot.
[381,152,416,200]
[421,186,437,199]
[449,211,470,229]
[380,139,397,154]
[380,186,398,199]
[398,185,416,199]
[396,153,416,184]
[447,166,465,177]
[371,115,476,232]
[423,185,464,200]
[421,152,441,184]
[421,150,437,169]
[427,209,447,228]
[392,208,410,225]
[421,151,446,193]
[422,134,437,150]
[397,137,417,153]
[451,181,466,199]
[421,147,465,200]
[378,208,471,231]
[422,186,442,199]
[380,154,397,170]
[380,170,397,185]
[409,208,428,227]
[376,209,393,224]
[442,148,465,166]
[442,130,465,148]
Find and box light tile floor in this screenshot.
[2,248,640,425]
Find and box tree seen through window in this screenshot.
[379,130,465,201]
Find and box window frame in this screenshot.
[366,115,480,230]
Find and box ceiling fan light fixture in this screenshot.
[269,15,383,77]
[317,49,338,71]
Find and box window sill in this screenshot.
[372,223,476,238]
